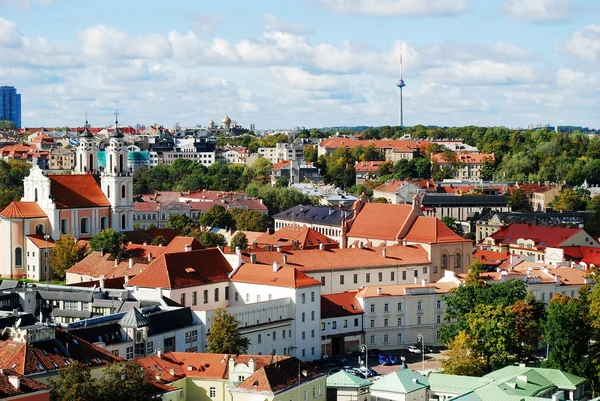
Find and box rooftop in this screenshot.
[320,292,363,318]
[253,225,338,249]
[231,263,322,289]
[0,201,46,219]
[49,174,110,208]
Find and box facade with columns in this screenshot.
[0,121,134,279]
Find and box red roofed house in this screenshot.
[480,223,600,264]
[354,161,386,184]
[320,292,363,355]
[252,225,338,251]
[431,152,495,180]
[373,179,436,204]
[342,195,473,281]
[317,137,427,161]
[0,370,49,400]
[0,124,134,279]
[509,182,563,212]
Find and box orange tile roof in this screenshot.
[234,357,322,394]
[404,216,470,244]
[483,263,587,286]
[356,281,458,298]
[431,152,495,165]
[127,248,232,289]
[347,203,414,240]
[321,292,363,318]
[0,202,46,219]
[374,179,436,194]
[49,174,110,208]
[320,137,427,152]
[243,244,430,271]
[0,371,49,398]
[66,251,157,280]
[254,226,337,249]
[473,249,510,268]
[231,263,322,288]
[26,234,56,249]
[164,236,202,253]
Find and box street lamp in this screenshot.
[360,344,368,380]
[417,334,424,372]
[44,233,50,289]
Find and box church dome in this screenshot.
[209,119,215,125]
[222,114,231,124]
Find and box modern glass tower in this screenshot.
[0,86,21,128]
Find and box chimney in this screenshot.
[99,275,105,290]
[128,258,134,269]
[155,374,161,381]
[377,288,382,295]
[319,243,325,251]
[8,376,19,390]
[157,348,163,359]
[421,278,428,287]
[250,253,257,264]
[248,358,255,372]
[148,252,153,262]
[402,239,408,246]
[382,247,387,258]
[124,276,129,285]
[277,245,283,253]
[169,369,175,376]
[235,246,241,255]
[283,254,288,265]
[184,244,192,252]
[228,357,235,374]
[273,262,280,273]
[114,258,119,267]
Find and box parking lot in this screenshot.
[316,347,448,380]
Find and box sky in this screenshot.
[1,0,599,130]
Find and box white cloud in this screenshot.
[317,0,470,16]
[422,60,536,85]
[564,24,600,62]
[503,0,570,22]
[0,17,22,47]
[78,25,173,60]
[191,14,223,35]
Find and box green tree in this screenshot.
[466,304,515,370]
[49,362,97,401]
[465,260,488,286]
[90,229,128,259]
[544,294,592,378]
[251,157,272,177]
[587,194,600,219]
[197,231,227,247]
[508,189,533,212]
[230,231,248,251]
[207,308,250,355]
[167,213,194,229]
[551,188,586,211]
[150,235,167,246]
[0,120,16,130]
[198,205,235,229]
[51,234,80,280]
[232,209,270,232]
[441,216,457,232]
[97,362,156,401]
[304,145,318,163]
[442,331,486,376]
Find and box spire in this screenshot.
[396,42,406,128]
[110,110,124,138]
[79,111,93,138]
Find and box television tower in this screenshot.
[396,43,406,128]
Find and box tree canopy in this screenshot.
[230,231,248,251]
[89,229,128,259]
[207,308,250,355]
[51,234,80,280]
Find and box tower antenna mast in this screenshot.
[396,42,406,128]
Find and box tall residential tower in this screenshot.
[0,86,21,128]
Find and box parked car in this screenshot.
[408,345,422,354]
[359,367,378,377]
[386,354,399,364]
[378,355,390,365]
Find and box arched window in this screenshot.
[121,214,126,230]
[100,216,108,230]
[109,155,113,173]
[455,253,462,269]
[89,154,94,171]
[119,154,124,173]
[35,224,44,235]
[441,254,448,269]
[107,185,110,198]
[61,219,68,235]
[34,188,38,202]
[121,184,126,199]
[14,247,22,267]
[80,217,90,234]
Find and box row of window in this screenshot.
[368,314,444,327]
[321,317,360,330]
[181,287,230,307]
[369,300,443,313]
[336,269,427,286]
[368,332,441,344]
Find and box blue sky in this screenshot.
[1,0,599,129]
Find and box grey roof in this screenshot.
[422,194,508,207]
[50,309,93,319]
[0,280,20,290]
[118,307,150,329]
[273,205,354,226]
[477,211,592,225]
[37,290,94,302]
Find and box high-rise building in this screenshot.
[0,86,21,128]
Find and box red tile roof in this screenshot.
[488,223,585,249]
[243,244,430,271]
[356,281,458,298]
[321,292,363,318]
[49,174,110,208]
[0,202,46,219]
[26,235,56,249]
[473,249,511,269]
[431,152,495,165]
[320,137,427,152]
[0,328,122,376]
[374,179,435,194]
[127,248,232,289]
[66,251,156,280]
[404,216,470,244]
[347,203,415,240]
[0,371,49,398]
[231,263,322,288]
[563,246,600,266]
[124,228,183,245]
[254,226,337,250]
[354,161,385,173]
[234,357,322,395]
